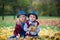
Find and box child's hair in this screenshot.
[17,15,20,18]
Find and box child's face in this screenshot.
[19,15,26,22]
[29,14,36,22]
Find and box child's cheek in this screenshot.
[22,17,26,20]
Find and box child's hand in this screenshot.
[26,31,29,34]
[34,22,38,27]
[16,18,21,25]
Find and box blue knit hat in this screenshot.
[17,10,26,18]
[28,11,38,19]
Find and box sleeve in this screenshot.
[14,23,20,36]
[35,25,40,33]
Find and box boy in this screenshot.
[24,11,40,38]
[9,10,27,38]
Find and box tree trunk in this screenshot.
[2,3,4,20]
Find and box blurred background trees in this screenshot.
[0,0,60,20]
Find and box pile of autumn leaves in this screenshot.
[0,26,60,40]
[0,27,13,40]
